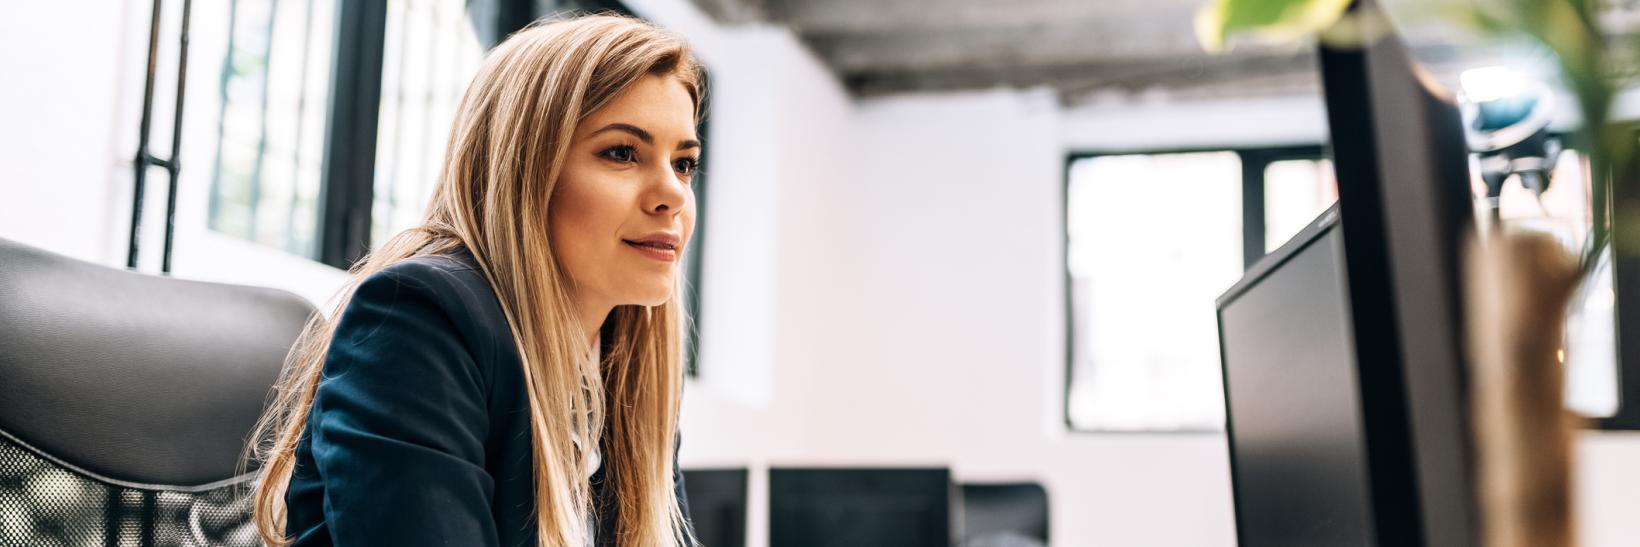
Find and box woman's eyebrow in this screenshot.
[592,122,700,151]
[592,123,652,144]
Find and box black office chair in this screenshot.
[0,238,314,546]
[680,468,748,547]
[958,482,1050,547]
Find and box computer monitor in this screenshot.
[1218,1,1481,545]
[768,468,952,547]
[1218,208,1377,547]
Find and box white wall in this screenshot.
[791,89,1241,546]
[7,1,1640,546]
[0,2,141,265]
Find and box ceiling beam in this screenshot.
[843,52,1322,98]
[688,0,1640,100]
[765,0,1202,33]
[800,24,1291,75]
[688,0,770,24]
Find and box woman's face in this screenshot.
[552,74,699,312]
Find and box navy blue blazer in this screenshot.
[283,248,690,546]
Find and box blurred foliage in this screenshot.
[1195,0,1353,52]
[1198,0,1640,261]
[1451,0,1620,256]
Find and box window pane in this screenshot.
[1264,158,1336,252]
[208,0,336,257]
[1066,152,1243,431]
[369,0,485,248]
[1566,242,1618,418]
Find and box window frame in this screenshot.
[317,0,391,268]
[1060,144,1329,434]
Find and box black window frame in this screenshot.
[1060,144,1329,433]
[1237,145,1332,268]
[317,0,391,267]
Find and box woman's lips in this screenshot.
[623,240,678,262]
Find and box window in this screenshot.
[208,0,487,262]
[369,0,485,249]
[207,0,337,258]
[1064,146,1332,432]
[1065,152,1243,431]
[1263,158,1336,253]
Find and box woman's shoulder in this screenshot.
[369,249,483,288]
[342,249,517,375]
[359,249,495,314]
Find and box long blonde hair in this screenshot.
[249,14,703,547]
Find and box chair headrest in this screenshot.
[0,238,316,487]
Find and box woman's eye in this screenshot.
[600,145,636,163]
[673,157,699,176]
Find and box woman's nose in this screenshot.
[644,163,690,215]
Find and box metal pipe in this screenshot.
[160,0,193,273]
[128,0,165,269]
[127,0,193,273]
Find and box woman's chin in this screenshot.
[623,286,675,308]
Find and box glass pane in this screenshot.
[1264,158,1337,252]
[1565,243,1618,418]
[369,0,485,248]
[1066,152,1243,431]
[208,0,336,257]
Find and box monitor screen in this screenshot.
[769,468,951,547]
[1218,217,1375,547]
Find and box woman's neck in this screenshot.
[574,296,612,355]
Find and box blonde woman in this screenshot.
[247,14,702,547]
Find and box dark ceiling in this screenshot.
[686,0,1321,104]
[686,0,1640,105]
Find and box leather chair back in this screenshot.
[0,238,315,546]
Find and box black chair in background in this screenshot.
[958,482,1050,547]
[769,467,953,547]
[681,468,748,547]
[0,238,314,546]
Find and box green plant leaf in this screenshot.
[1196,0,1354,52]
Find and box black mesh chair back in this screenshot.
[958,482,1049,547]
[0,238,315,546]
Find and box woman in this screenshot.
[247,14,703,547]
